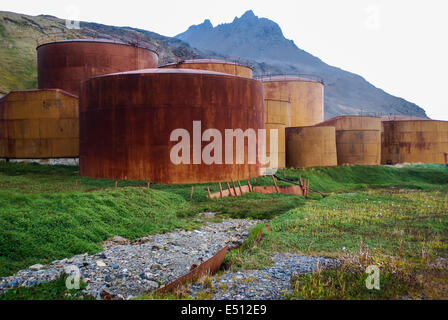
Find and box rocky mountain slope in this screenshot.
[177,10,427,119]
[0,10,427,119]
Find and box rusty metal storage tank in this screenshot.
[263,99,290,169]
[160,59,253,78]
[37,39,159,96]
[315,116,382,165]
[0,89,79,159]
[286,126,337,168]
[382,120,448,164]
[79,69,264,184]
[260,75,324,127]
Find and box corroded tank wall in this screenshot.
[37,39,159,96]
[264,99,291,126]
[79,69,264,184]
[264,99,290,169]
[286,126,337,168]
[261,76,324,127]
[336,130,381,165]
[382,120,448,164]
[265,123,286,169]
[160,59,253,78]
[0,89,79,158]
[315,116,382,165]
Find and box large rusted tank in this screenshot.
[160,59,253,78]
[264,99,290,169]
[260,75,324,127]
[37,39,159,96]
[315,116,382,165]
[79,69,264,184]
[0,89,79,158]
[286,126,337,168]
[382,120,448,164]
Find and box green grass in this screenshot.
[226,190,448,270]
[286,261,419,300]
[1,162,447,300]
[0,276,93,300]
[279,164,448,193]
[0,12,87,94]
[0,186,201,277]
[0,24,38,92]
[0,162,312,278]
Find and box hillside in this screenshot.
[177,10,428,119]
[0,10,427,119]
[0,11,200,96]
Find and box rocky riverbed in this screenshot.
[0,219,258,299]
[0,218,340,300]
[188,253,340,300]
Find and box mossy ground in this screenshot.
[0,162,447,300]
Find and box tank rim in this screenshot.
[314,115,382,127]
[159,58,253,70]
[256,74,324,84]
[286,125,335,129]
[0,88,78,101]
[36,38,159,56]
[264,98,291,103]
[81,68,256,84]
[382,119,445,123]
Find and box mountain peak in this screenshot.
[240,10,257,20]
[202,19,213,28]
[184,19,213,33]
[176,11,301,62]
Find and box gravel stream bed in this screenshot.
[0,219,258,299]
[0,218,340,300]
[188,253,340,300]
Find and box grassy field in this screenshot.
[0,161,312,277]
[226,189,448,299]
[0,161,447,299]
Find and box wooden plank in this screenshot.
[231,180,238,196]
[272,175,280,193]
[208,185,251,199]
[238,180,243,195]
[218,182,223,198]
[207,187,212,199]
[227,182,234,197]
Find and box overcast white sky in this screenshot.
[1,0,447,120]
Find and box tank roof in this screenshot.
[86,68,243,81]
[0,89,78,102]
[258,75,324,84]
[380,115,431,121]
[382,119,447,123]
[36,38,158,55]
[315,115,381,126]
[160,58,253,69]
